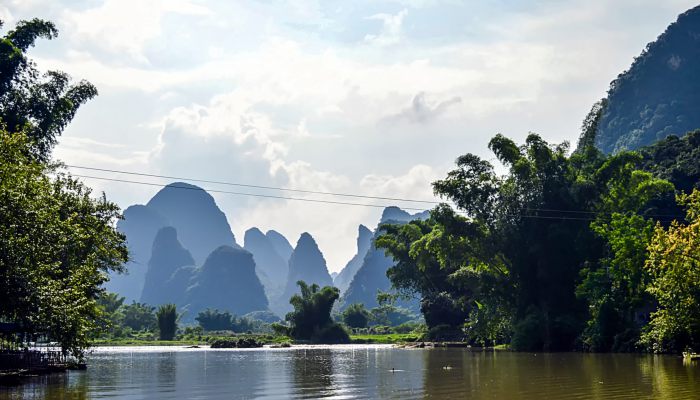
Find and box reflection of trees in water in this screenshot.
[640,355,700,399]
[291,348,335,398]
[423,349,523,398]
[0,368,91,400]
[156,351,177,387]
[422,350,700,399]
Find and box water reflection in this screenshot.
[421,350,700,399]
[1,346,699,399]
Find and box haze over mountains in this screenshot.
[333,225,372,294]
[340,207,429,311]
[108,180,424,319]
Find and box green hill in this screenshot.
[580,6,700,153]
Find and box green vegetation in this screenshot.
[342,304,370,329]
[156,304,178,341]
[122,302,158,332]
[279,281,350,344]
[349,333,422,344]
[195,309,258,332]
[584,6,700,153]
[0,18,127,359]
[377,131,700,353]
[642,190,700,352]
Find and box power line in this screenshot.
[65,164,441,205]
[63,165,685,221]
[71,174,430,212]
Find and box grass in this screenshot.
[92,333,292,347]
[349,333,423,344]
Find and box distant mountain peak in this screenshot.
[146,181,237,265]
[266,230,293,262]
[141,226,195,306]
[380,206,430,224]
[244,226,288,302]
[276,232,333,315]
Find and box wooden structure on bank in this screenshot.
[0,321,76,383]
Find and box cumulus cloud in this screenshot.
[6,0,699,269]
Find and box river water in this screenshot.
[2,345,699,399]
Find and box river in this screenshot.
[2,345,699,399]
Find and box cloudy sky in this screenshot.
[2,0,696,271]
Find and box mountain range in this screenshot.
[109,181,425,319]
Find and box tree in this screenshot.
[1,19,97,161]
[285,281,349,343]
[121,302,157,332]
[97,292,126,337]
[342,303,369,329]
[196,309,234,331]
[643,190,700,353]
[156,304,178,341]
[576,163,674,351]
[0,128,128,357]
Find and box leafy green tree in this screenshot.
[642,190,700,353]
[367,292,415,327]
[576,162,674,351]
[285,281,349,343]
[156,304,178,341]
[0,129,128,357]
[121,302,157,332]
[97,292,126,337]
[196,309,234,331]
[377,204,510,343]
[0,19,97,160]
[342,303,369,329]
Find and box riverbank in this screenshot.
[92,333,424,347]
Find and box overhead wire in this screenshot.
[65,164,441,205]
[63,165,686,221]
[70,174,431,212]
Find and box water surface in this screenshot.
[2,345,699,399]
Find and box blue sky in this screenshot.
[2,0,696,270]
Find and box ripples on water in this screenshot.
[2,345,699,399]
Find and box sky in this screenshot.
[1,0,697,272]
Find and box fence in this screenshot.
[0,349,68,373]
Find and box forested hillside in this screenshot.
[582,6,700,153]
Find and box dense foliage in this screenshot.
[642,190,700,352]
[0,129,127,356]
[156,304,178,341]
[195,309,257,332]
[638,130,700,193]
[0,18,126,358]
[378,131,699,352]
[283,281,350,344]
[342,304,370,329]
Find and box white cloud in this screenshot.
[63,0,211,64]
[7,0,699,269]
[364,8,408,46]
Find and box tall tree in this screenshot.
[156,304,178,341]
[285,281,349,343]
[643,190,700,353]
[0,129,128,357]
[0,18,97,160]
